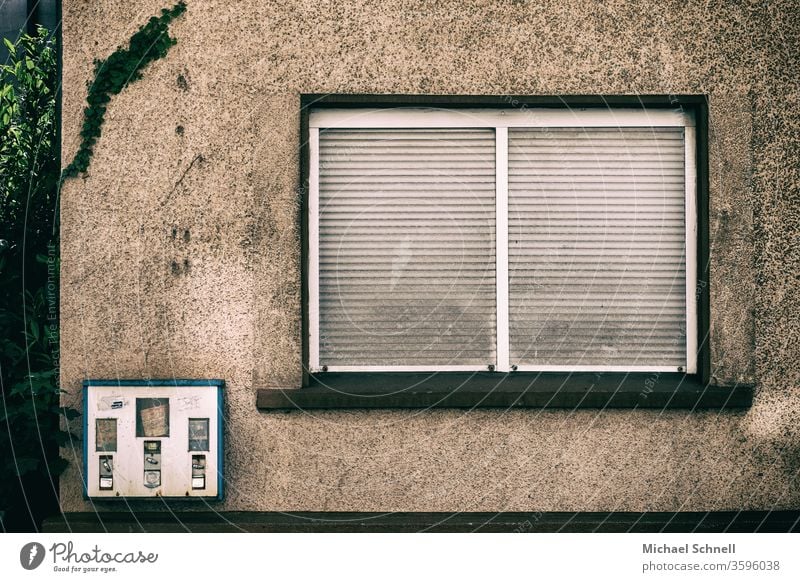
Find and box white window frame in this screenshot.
[308,108,697,374]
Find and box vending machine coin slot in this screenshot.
[191,455,206,489]
[99,455,114,490]
[143,440,162,488]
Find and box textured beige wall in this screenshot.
[59,0,800,511]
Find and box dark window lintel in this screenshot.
[301,93,708,109]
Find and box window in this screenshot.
[307,106,697,375]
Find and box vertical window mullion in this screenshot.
[308,127,320,372]
[495,127,510,372]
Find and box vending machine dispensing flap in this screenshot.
[83,379,224,500]
[143,440,162,488]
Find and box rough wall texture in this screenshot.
[59,0,800,511]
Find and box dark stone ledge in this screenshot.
[257,373,753,410]
[44,511,798,533]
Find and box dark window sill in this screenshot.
[257,372,752,410]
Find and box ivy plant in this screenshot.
[62,0,187,180]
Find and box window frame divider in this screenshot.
[495,127,510,372]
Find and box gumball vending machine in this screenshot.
[83,379,224,500]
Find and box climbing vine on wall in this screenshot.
[61,1,187,180]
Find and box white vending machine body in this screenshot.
[83,379,224,500]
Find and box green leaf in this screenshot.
[61,407,81,421]
[14,457,40,476]
[10,381,31,397]
[3,38,15,55]
[29,319,40,341]
[0,407,19,424]
[54,430,79,446]
[47,457,69,475]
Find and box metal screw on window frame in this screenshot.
[487,364,495,372]
[677,366,684,373]
[321,365,328,372]
[511,364,518,372]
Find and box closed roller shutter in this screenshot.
[317,128,497,367]
[507,127,687,368]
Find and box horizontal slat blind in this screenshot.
[318,128,496,366]
[508,127,687,368]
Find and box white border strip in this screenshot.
[685,126,698,374]
[515,365,681,373]
[310,108,695,129]
[320,366,488,373]
[308,127,320,371]
[321,365,683,373]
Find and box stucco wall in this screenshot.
[59,0,800,511]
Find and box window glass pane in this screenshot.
[318,128,497,367]
[507,127,687,368]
